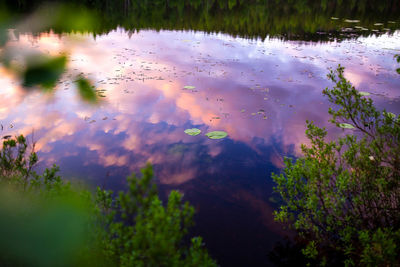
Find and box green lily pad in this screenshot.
[184,128,201,136]
[339,123,355,129]
[183,85,196,90]
[205,131,228,139]
[358,91,370,96]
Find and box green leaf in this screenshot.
[183,85,196,90]
[76,77,98,103]
[205,131,228,139]
[384,112,396,119]
[339,123,355,129]
[22,55,67,89]
[0,28,8,47]
[184,128,201,136]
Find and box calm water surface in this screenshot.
[1,29,400,265]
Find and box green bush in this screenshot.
[272,65,400,266]
[0,135,217,267]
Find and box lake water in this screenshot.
[1,2,400,266]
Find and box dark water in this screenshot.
[1,1,400,266]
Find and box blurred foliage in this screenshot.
[0,135,95,266]
[272,63,400,266]
[0,44,98,102]
[0,3,99,101]
[0,28,7,47]
[0,135,217,266]
[22,55,67,89]
[76,76,98,103]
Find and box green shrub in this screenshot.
[0,135,216,267]
[272,65,400,266]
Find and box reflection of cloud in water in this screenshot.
[1,29,399,265]
[0,30,399,173]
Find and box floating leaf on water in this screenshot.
[373,23,383,26]
[184,128,201,136]
[339,123,355,129]
[331,17,339,20]
[240,109,246,113]
[183,85,196,90]
[358,91,370,96]
[205,131,228,139]
[344,19,360,23]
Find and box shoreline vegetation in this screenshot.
[0,135,217,266]
[272,63,400,266]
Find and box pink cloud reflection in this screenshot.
[0,29,399,184]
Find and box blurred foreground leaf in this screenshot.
[22,55,67,89]
[0,28,7,47]
[0,186,92,266]
[76,76,98,103]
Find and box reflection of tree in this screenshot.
[1,0,399,41]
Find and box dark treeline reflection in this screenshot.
[1,0,399,41]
